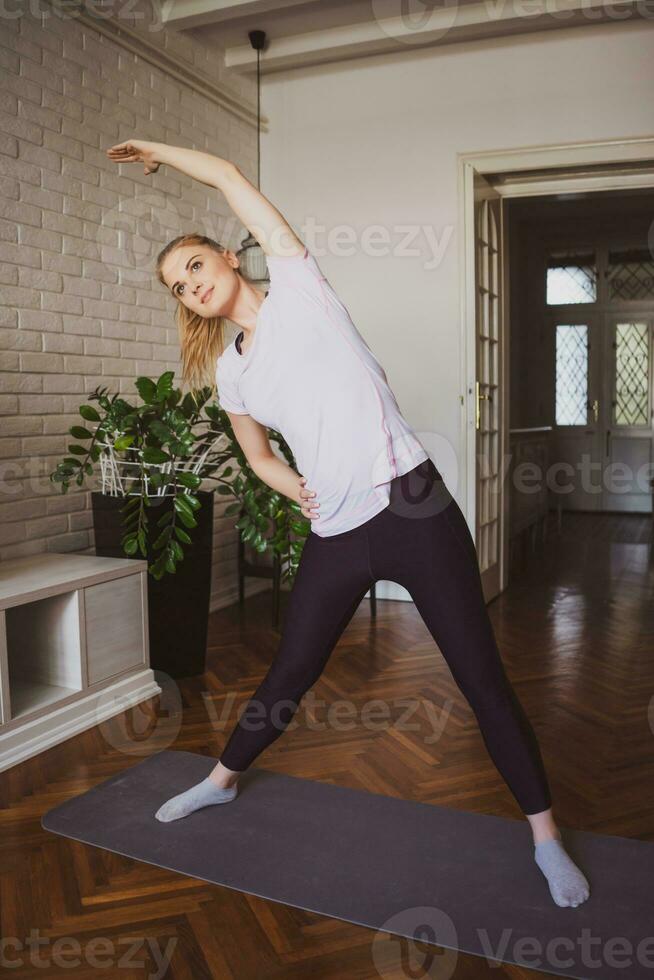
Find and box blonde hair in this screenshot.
[155,232,239,395]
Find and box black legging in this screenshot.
[219,458,552,815]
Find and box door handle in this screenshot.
[586,399,599,423]
[475,381,491,430]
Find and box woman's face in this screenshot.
[161,244,239,319]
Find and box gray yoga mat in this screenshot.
[42,750,654,980]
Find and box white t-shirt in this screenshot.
[215,246,429,537]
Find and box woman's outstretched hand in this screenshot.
[106,139,162,175]
[298,476,320,521]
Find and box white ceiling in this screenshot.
[160,0,650,76]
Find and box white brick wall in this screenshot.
[0,1,269,610]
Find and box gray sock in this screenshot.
[534,835,590,908]
[155,776,238,822]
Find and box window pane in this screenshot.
[547,250,597,305]
[556,324,588,425]
[615,321,649,426]
[608,248,654,301]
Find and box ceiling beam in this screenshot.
[219,0,643,74]
[162,0,322,31]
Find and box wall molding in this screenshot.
[44,0,264,128]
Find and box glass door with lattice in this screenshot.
[603,315,653,511]
[549,312,603,511]
[474,184,503,599]
[547,243,654,514]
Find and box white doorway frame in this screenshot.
[457,135,654,593]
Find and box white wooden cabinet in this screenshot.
[0,553,161,772]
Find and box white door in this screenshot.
[474,175,504,601]
[548,311,603,511]
[602,315,653,512]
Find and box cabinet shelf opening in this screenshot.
[5,591,83,720]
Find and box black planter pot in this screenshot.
[91,490,214,680]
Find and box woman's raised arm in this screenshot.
[106,140,305,259]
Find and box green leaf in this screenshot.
[142,447,170,464]
[174,525,192,544]
[181,392,198,416]
[156,371,175,399]
[149,420,174,442]
[137,529,147,556]
[176,472,201,490]
[175,506,197,529]
[67,444,87,456]
[174,494,194,518]
[153,527,170,549]
[150,554,167,578]
[79,404,101,422]
[114,435,135,451]
[135,377,157,403]
[124,538,138,555]
[70,426,93,440]
[170,439,193,456]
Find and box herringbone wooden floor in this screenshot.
[2,511,653,978]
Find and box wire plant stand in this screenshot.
[96,432,213,499]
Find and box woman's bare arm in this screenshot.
[227,413,319,521]
[106,140,305,259]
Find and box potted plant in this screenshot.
[50,371,310,678]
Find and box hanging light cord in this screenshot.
[256,46,261,191]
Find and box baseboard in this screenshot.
[0,670,162,773]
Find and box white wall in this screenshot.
[260,20,654,499]
[3,12,654,607]
[0,3,266,611]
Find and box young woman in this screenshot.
[107,140,590,908]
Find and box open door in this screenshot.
[473,173,505,601]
